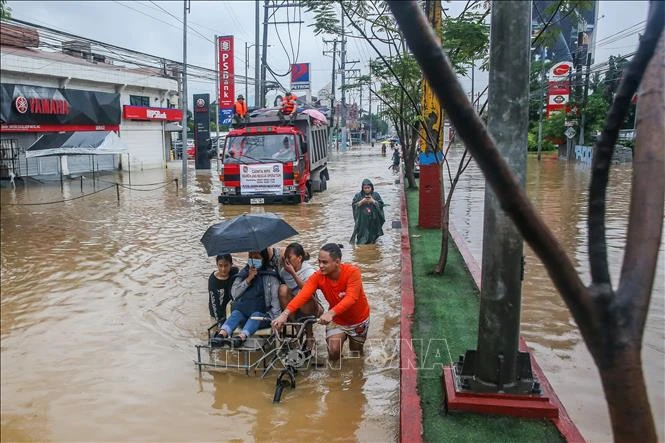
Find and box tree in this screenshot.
[389,0,665,440]
[0,0,11,19]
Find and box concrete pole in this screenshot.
[254,0,260,108]
[215,35,220,170]
[340,11,347,152]
[245,42,249,103]
[578,52,592,146]
[330,40,337,146]
[537,49,545,161]
[368,63,372,144]
[260,0,269,108]
[180,0,189,185]
[475,0,531,390]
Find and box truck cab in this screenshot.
[218,113,329,204]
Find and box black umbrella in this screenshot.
[201,212,298,256]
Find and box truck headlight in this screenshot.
[223,186,237,194]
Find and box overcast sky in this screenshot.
[6,0,649,108]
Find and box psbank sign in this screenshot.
[122,105,183,121]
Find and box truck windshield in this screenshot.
[224,134,296,163]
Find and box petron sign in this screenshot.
[1,83,120,132]
[123,105,182,121]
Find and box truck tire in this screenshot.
[305,182,313,202]
[320,174,327,191]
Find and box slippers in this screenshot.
[231,336,246,349]
[210,336,231,348]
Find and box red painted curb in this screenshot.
[400,185,424,443]
[448,223,586,443]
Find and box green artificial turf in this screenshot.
[405,187,564,443]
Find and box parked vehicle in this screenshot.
[218,113,329,204]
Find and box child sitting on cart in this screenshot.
[214,249,282,348]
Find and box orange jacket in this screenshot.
[281,94,297,115]
[234,100,247,117]
[286,263,370,326]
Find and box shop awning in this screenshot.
[25,131,128,158]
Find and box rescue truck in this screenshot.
[218,113,330,204]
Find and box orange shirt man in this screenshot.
[272,243,370,361]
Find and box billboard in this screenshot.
[531,0,598,64]
[290,63,310,91]
[217,36,235,110]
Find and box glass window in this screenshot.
[130,95,150,107]
[224,134,296,163]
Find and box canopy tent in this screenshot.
[25,131,128,158]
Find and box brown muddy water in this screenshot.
[1,149,402,442]
[447,149,664,443]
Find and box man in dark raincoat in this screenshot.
[350,179,385,244]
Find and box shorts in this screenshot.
[326,317,370,344]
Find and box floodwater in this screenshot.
[447,149,665,443]
[0,149,402,442]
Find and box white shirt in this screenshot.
[280,261,325,306]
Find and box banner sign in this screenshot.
[1,83,120,126]
[240,163,284,195]
[123,105,182,121]
[290,63,310,91]
[217,36,235,110]
[219,108,234,126]
[193,93,211,170]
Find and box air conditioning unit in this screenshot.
[62,40,92,61]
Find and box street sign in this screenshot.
[564,120,578,127]
[565,127,576,139]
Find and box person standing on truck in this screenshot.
[278,91,298,126]
[233,94,248,127]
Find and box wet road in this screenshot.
[1,148,402,442]
[447,149,665,443]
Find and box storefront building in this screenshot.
[0,28,181,179]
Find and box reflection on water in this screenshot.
[0,149,400,442]
[447,149,665,443]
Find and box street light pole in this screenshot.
[181,0,190,185]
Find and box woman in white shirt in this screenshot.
[278,242,324,350]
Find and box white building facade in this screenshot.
[0,31,181,179]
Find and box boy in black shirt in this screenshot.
[208,254,239,326]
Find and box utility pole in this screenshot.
[340,11,347,152]
[254,0,260,107]
[578,52,592,146]
[537,48,546,161]
[259,1,303,108]
[458,0,538,395]
[180,0,190,184]
[323,39,339,147]
[215,34,220,165]
[471,61,475,111]
[245,41,249,102]
[368,63,372,145]
[260,0,269,108]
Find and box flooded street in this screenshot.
[1,148,402,442]
[447,148,665,443]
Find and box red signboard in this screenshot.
[0,124,119,133]
[217,36,235,109]
[123,105,182,121]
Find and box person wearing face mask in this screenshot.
[214,249,283,348]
